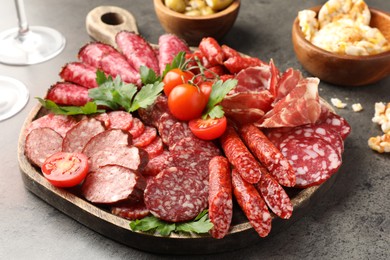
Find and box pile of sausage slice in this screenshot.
[23,31,351,239]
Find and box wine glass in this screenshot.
[0,0,66,65]
[0,76,29,121]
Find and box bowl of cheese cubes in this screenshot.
[292,0,390,86]
[154,0,240,45]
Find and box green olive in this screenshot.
[165,0,187,13]
[200,6,215,15]
[205,0,233,11]
[188,0,207,9]
[185,9,202,16]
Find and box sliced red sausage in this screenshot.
[82,164,146,204]
[25,113,78,138]
[143,136,164,159]
[239,124,296,187]
[46,82,91,106]
[107,111,134,131]
[231,169,272,237]
[208,156,233,239]
[111,201,150,220]
[158,34,190,74]
[59,62,99,89]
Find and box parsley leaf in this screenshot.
[140,65,159,85]
[202,79,237,119]
[129,82,164,112]
[129,210,213,236]
[37,98,104,115]
[161,51,186,78]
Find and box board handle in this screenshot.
[86,6,138,47]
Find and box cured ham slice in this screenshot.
[232,66,272,93]
[258,77,322,128]
[271,68,303,103]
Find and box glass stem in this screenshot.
[15,0,29,35]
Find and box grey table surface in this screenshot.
[1,0,389,259]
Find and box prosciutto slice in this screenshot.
[271,68,303,103]
[258,77,322,128]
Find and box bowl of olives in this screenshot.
[154,0,240,45]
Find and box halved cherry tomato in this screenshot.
[163,68,194,96]
[199,81,213,101]
[41,152,89,188]
[189,116,227,140]
[168,83,207,121]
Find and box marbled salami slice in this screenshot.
[82,129,132,156]
[156,112,178,145]
[144,167,208,222]
[220,126,265,184]
[116,31,160,75]
[320,112,351,140]
[59,62,99,89]
[24,127,63,167]
[158,34,190,74]
[208,156,233,239]
[128,117,145,139]
[142,150,171,176]
[62,118,105,153]
[107,111,134,131]
[280,137,342,188]
[231,169,272,237]
[137,95,168,127]
[111,201,150,220]
[255,172,293,219]
[46,82,90,106]
[239,124,296,187]
[133,126,157,148]
[78,42,117,68]
[167,121,193,149]
[82,164,146,204]
[25,113,78,138]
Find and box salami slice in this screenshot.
[255,172,293,219]
[133,126,157,148]
[320,112,351,140]
[78,42,117,68]
[143,136,164,159]
[144,167,208,222]
[231,169,272,237]
[208,156,233,239]
[62,118,106,153]
[82,129,132,156]
[156,112,178,145]
[24,127,63,167]
[46,82,90,106]
[137,95,168,127]
[59,62,99,89]
[239,124,296,187]
[111,201,150,220]
[198,37,225,66]
[280,136,342,188]
[158,34,190,74]
[25,113,78,138]
[86,144,148,173]
[116,31,160,75]
[107,111,134,131]
[224,56,266,74]
[128,117,145,139]
[142,150,171,176]
[82,165,146,204]
[220,126,265,184]
[167,121,193,149]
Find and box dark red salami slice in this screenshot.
[158,34,190,74]
[59,62,99,89]
[78,42,117,68]
[156,112,178,145]
[128,117,145,139]
[280,136,342,188]
[107,111,134,131]
[239,124,296,187]
[255,172,293,219]
[220,126,265,184]
[85,144,148,173]
[167,121,193,149]
[82,129,132,156]
[111,201,150,220]
[46,82,90,106]
[26,113,78,138]
[137,95,168,127]
[133,126,157,148]
[144,167,208,222]
[231,169,272,237]
[142,150,171,176]
[24,127,63,167]
[62,118,105,153]
[143,136,164,159]
[82,165,146,204]
[116,31,160,75]
[208,156,233,239]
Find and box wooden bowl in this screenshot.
[153,0,240,46]
[292,6,390,86]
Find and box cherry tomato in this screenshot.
[163,68,194,96]
[199,81,213,101]
[168,83,207,121]
[189,116,227,140]
[41,152,89,188]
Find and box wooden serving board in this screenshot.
[17,6,340,254]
